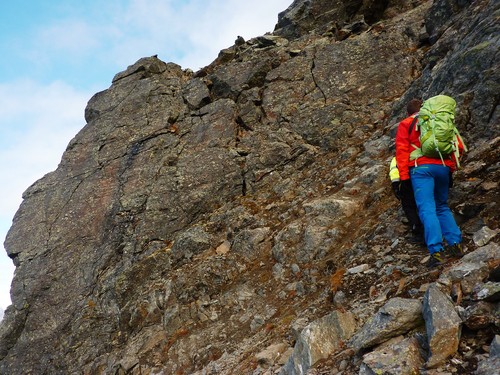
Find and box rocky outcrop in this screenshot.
[274,0,421,40]
[1,0,498,374]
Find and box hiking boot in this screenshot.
[445,243,464,258]
[409,225,424,245]
[427,252,444,269]
[408,234,425,245]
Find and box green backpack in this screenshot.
[410,95,467,167]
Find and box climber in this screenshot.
[389,156,423,244]
[395,97,465,268]
[391,99,424,244]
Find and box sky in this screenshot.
[0,0,292,311]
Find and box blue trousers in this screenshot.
[410,164,462,254]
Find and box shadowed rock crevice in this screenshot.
[310,58,327,103]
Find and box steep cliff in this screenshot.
[1,0,498,374]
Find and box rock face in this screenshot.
[0,0,499,374]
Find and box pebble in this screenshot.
[347,264,370,274]
[383,255,395,263]
[339,359,348,370]
[421,255,430,264]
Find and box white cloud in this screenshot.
[37,20,101,57]
[11,0,292,80]
[113,0,291,70]
[24,0,290,71]
[0,80,90,213]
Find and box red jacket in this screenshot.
[395,113,462,180]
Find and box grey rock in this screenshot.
[361,336,424,375]
[255,342,289,368]
[299,225,331,262]
[171,226,211,263]
[476,358,500,375]
[423,284,463,369]
[289,317,310,344]
[281,310,356,375]
[462,241,500,264]
[474,282,500,302]
[0,307,26,359]
[473,226,500,246]
[357,164,386,186]
[272,263,285,280]
[183,78,211,109]
[250,316,265,332]
[232,227,271,258]
[111,56,171,83]
[490,335,500,357]
[462,301,498,330]
[347,264,370,274]
[253,35,289,49]
[333,291,346,308]
[303,195,361,220]
[349,298,423,351]
[440,257,492,295]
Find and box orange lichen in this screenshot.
[330,268,346,293]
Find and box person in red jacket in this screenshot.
[395,98,464,268]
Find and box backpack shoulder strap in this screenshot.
[408,116,421,162]
[408,116,418,135]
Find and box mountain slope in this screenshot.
[0,0,498,374]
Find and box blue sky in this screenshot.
[0,0,292,311]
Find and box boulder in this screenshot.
[440,243,500,294]
[255,342,290,368]
[475,335,500,375]
[349,298,423,351]
[473,226,500,247]
[282,310,356,375]
[474,282,500,302]
[462,301,498,330]
[423,284,463,368]
[361,336,424,375]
